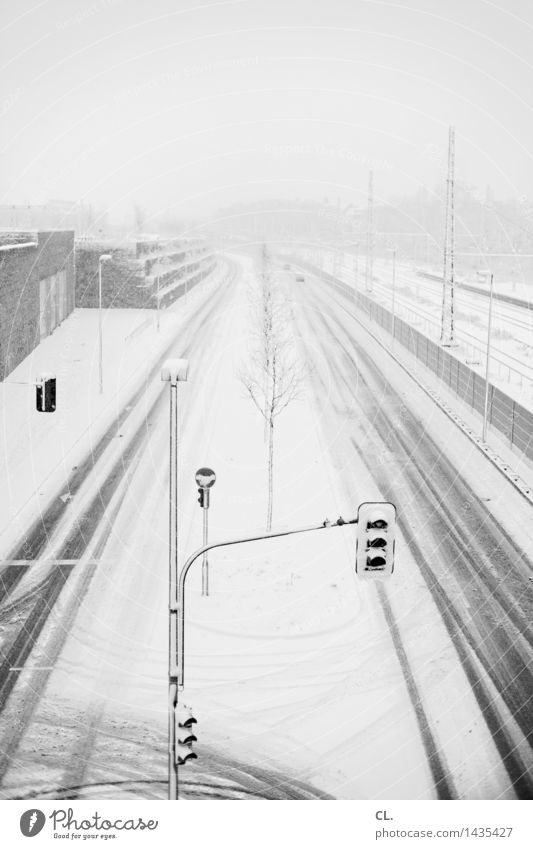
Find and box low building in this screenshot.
[0,230,75,379]
[75,235,217,310]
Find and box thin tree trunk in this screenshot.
[263,373,269,443]
[267,417,274,531]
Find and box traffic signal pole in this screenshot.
[169,503,397,797]
[175,516,357,689]
[169,516,358,796]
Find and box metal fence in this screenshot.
[297,259,533,463]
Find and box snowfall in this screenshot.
[0,252,532,800]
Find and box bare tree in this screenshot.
[240,247,304,531]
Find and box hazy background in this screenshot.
[1,0,533,226]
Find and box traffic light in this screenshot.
[355,502,396,577]
[197,488,205,508]
[36,373,56,412]
[175,706,198,765]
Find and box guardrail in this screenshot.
[417,269,533,312]
[365,271,533,391]
[292,257,533,463]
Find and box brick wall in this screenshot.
[0,230,75,379]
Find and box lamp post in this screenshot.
[98,254,112,394]
[482,272,495,443]
[156,255,171,332]
[157,272,161,332]
[161,357,189,801]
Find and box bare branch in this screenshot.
[238,245,305,530]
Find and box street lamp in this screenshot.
[386,247,397,346]
[98,254,112,394]
[161,357,189,801]
[195,467,216,596]
[156,256,169,333]
[156,272,161,332]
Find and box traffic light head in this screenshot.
[36,373,56,412]
[355,502,396,577]
[175,706,198,765]
[197,488,205,508]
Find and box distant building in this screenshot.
[0,230,75,379]
[0,200,96,235]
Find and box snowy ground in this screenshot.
[0,253,531,800]
[307,250,533,411]
[0,269,225,558]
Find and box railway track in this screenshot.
[365,273,533,382]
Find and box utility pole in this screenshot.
[440,126,456,345]
[365,170,374,293]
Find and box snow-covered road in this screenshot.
[0,253,531,800]
[291,268,533,798]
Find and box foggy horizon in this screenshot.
[2,0,533,223]
[2,0,533,822]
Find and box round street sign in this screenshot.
[195,467,216,488]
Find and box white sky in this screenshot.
[1,0,533,218]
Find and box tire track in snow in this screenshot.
[0,269,238,720]
[297,278,533,798]
[0,264,236,599]
[376,583,455,799]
